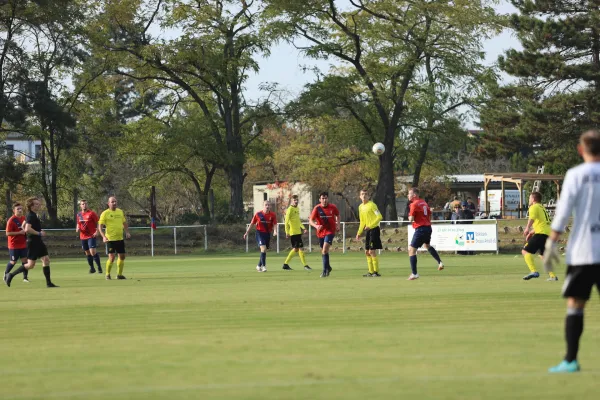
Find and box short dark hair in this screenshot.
[531,192,542,202]
[581,129,600,156]
[12,203,21,209]
[291,195,298,200]
[467,197,472,200]
[454,196,459,200]
[409,187,419,195]
[319,191,329,198]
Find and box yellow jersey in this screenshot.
[99,208,127,241]
[285,205,305,235]
[528,203,551,235]
[357,201,383,236]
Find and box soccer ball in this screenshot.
[372,142,385,155]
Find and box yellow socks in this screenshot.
[366,256,374,274]
[372,255,380,273]
[106,259,113,276]
[549,271,557,278]
[524,253,537,273]
[117,259,124,276]
[284,250,296,265]
[299,250,307,266]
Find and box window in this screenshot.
[263,192,268,201]
[5,144,14,156]
[34,145,41,160]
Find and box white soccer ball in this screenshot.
[372,142,385,155]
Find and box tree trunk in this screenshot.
[5,188,11,219]
[227,164,245,218]
[412,136,430,188]
[374,142,397,221]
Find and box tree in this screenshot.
[88,0,277,218]
[480,0,600,170]
[266,0,500,219]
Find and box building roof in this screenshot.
[397,174,485,183]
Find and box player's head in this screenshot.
[529,191,542,205]
[26,197,41,212]
[408,187,419,201]
[461,201,468,209]
[107,196,118,210]
[263,200,270,212]
[578,129,600,160]
[12,203,23,216]
[319,191,329,206]
[79,199,88,211]
[467,197,473,203]
[291,195,299,207]
[359,189,370,203]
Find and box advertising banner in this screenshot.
[408,224,498,252]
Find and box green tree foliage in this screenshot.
[266,0,501,219]
[88,0,279,219]
[479,0,600,170]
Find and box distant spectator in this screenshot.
[461,202,475,255]
[466,197,477,213]
[450,196,461,210]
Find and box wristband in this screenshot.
[38,231,42,237]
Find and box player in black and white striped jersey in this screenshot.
[544,129,600,373]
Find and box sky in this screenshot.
[244,1,520,126]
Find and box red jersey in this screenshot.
[409,198,431,229]
[77,210,99,240]
[251,211,277,233]
[6,215,26,249]
[310,204,340,238]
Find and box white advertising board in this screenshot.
[408,224,498,252]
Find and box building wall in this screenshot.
[4,138,41,162]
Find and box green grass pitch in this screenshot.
[1,252,599,400]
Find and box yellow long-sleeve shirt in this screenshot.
[285,205,305,235]
[357,201,382,236]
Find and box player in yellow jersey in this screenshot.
[522,191,558,281]
[355,190,383,277]
[98,196,131,280]
[282,195,311,271]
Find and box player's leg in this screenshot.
[320,238,332,277]
[6,245,38,287]
[89,242,102,273]
[522,235,541,280]
[116,254,126,279]
[549,265,597,373]
[407,229,423,280]
[41,254,58,288]
[105,244,116,279]
[421,227,443,270]
[82,240,95,273]
[282,236,297,270]
[369,228,382,276]
[537,237,557,280]
[14,251,29,282]
[363,249,374,277]
[5,251,17,282]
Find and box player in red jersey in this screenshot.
[407,187,444,280]
[76,199,102,274]
[243,201,278,272]
[309,192,340,278]
[4,203,30,284]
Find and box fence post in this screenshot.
[342,222,346,254]
[246,224,249,253]
[174,227,177,255]
[204,225,208,251]
[151,228,154,257]
[275,224,279,254]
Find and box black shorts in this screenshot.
[107,240,126,254]
[9,248,28,263]
[27,239,48,260]
[365,227,382,250]
[562,264,600,300]
[523,234,548,255]
[290,234,304,249]
[410,226,432,249]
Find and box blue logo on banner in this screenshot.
[466,232,475,244]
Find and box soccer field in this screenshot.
[1,253,598,400]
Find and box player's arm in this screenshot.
[544,171,576,271]
[23,222,44,237]
[356,207,365,240]
[243,215,256,239]
[98,223,108,242]
[123,218,131,239]
[523,207,536,237]
[284,208,291,237]
[334,206,341,233]
[6,222,25,236]
[75,217,80,233]
[309,209,321,231]
[92,213,99,237]
[371,204,383,228]
[408,203,415,223]
[272,215,277,236]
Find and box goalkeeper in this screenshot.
[543,129,600,374]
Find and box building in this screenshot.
[252,181,361,222]
[2,133,41,162]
